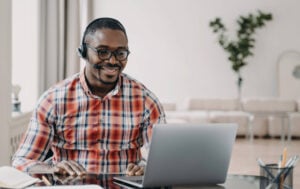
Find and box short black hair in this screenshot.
[82,17,127,43]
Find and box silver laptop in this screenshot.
[113,123,237,188]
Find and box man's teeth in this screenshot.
[102,66,119,71]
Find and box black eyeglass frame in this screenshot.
[86,44,130,61]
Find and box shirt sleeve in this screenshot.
[140,90,166,161]
[12,90,55,172]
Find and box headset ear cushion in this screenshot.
[78,47,83,57]
[78,44,87,59]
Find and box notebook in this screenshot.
[113,123,237,188]
[26,185,103,189]
[0,166,40,189]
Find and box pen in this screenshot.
[283,156,299,180]
[42,175,51,186]
[281,148,287,168]
[280,148,287,189]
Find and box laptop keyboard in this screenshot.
[127,176,143,184]
[132,179,143,184]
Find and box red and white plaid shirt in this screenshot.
[12,70,166,173]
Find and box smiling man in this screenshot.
[12,17,166,176]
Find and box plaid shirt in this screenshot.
[12,70,166,173]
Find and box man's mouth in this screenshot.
[100,64,121,74]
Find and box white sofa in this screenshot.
[163,97,300,139]
[165,98,251,137]
[286,99,300,140]
[242,98,297,139]
[289,112,300,138]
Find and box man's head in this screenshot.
[78,17,128,58]
[79,17,129,88]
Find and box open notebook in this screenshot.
[0,166,40,189]
[26,185,103,189]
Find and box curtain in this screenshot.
[38,0,93,95]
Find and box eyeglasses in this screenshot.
[87,45,130,61]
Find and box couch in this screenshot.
[163,97,300,140]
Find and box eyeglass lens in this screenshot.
[97,49,129,61]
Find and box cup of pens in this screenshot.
[257,153,298,189]
[259,163,293,189]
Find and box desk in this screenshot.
[30,174,268,189]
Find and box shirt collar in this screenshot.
[79,68,122,98]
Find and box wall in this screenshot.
[12,0,38,112]
[92,0,300,105]
[0,0,12,165]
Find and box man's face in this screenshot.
[85,28,128,86]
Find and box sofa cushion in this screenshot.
[165,110,209,123]
[242,98,296,112]
[288,112,300,137]
[268,116,288,137]
[183,98,240,111]
[161,101,177,111]
[209,111,251,136]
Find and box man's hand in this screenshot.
[53,160,87,176]
[126,163,144,176]
[53,173,86,185]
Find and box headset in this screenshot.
[77,17,127,59]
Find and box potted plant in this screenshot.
[209,10,272,99]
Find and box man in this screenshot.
[12,17,166,176]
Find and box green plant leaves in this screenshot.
[209,10,272,78]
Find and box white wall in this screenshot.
[0,0,12,165]
[92,0,300,105]
[12,0,38,112]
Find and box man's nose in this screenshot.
[109,53,118,64]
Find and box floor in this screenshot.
[228,138,300,188]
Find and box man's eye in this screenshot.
[98,49,110,56]
[117,50,127,56]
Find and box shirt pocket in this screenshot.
[109,112,143,149]
[55,114,100,149]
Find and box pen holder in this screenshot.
[260,163,293,189]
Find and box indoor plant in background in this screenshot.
[209,10,272,100]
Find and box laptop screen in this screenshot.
[115,123,238,187]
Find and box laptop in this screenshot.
[113,123,237,188]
